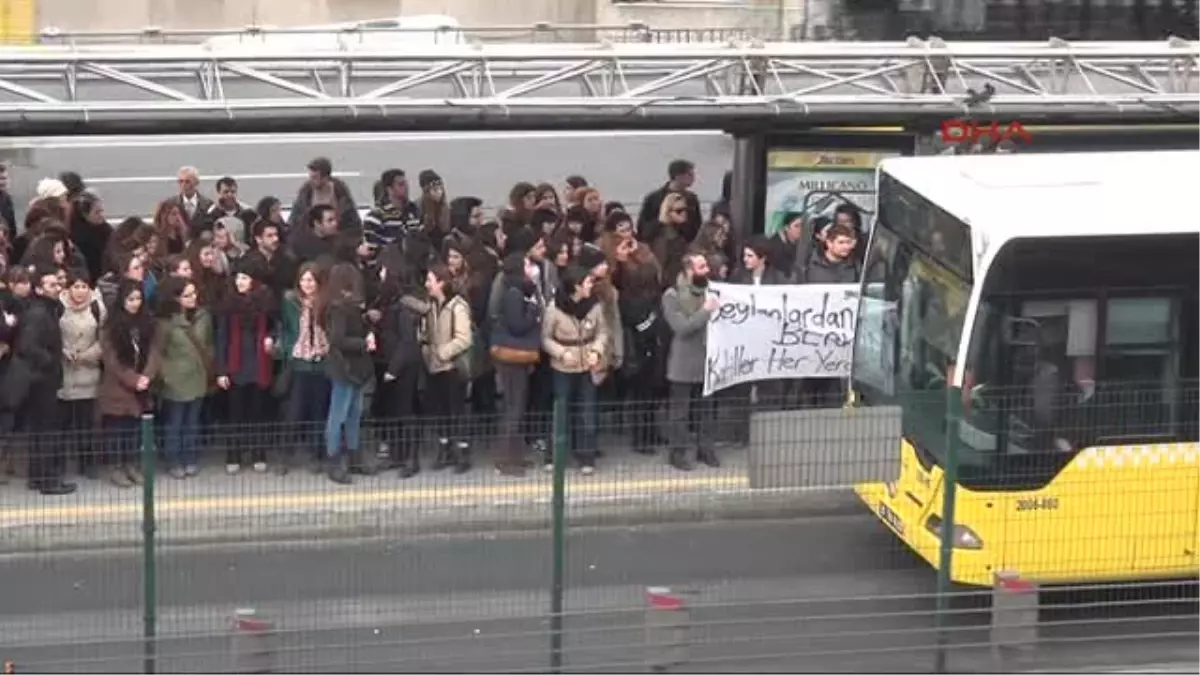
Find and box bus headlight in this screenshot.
[925,515,984,550]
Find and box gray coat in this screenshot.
[661,281,712,384]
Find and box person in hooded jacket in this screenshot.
[98,279,159,487]
[58,268,105,480]
[490,252,544,477]
[375,261,429,478]
[542,264,609,475]
[69,192,113,284]
[214,257,278,474]
[18,265,74,494]
[422,263,474,472]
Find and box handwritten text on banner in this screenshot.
[703,283,859,396]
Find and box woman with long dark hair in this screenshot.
[97,280,159,487]
[276,262,331,474]
[153,200,188,256]
[154,276,213,479]
[69,193,112,283]
[320,262,376,484]
[214,258,278,474]
[375,260,428,478]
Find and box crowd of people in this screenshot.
[0,157,864,495]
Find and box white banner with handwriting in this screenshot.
[703,283,859,396]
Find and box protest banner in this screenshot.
[703,282,859,396]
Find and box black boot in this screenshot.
[39,477,78,496]
[453,441,472,475]
[668,448,694,472]
[698,447,721,468]
[349,450,377,476]
[432,439,451,470]
[398,445,420,479]
[327,455,352,485]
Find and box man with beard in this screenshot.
[661,248,720,472]
[17,265,75,494]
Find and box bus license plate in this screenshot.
[878,503,905,535]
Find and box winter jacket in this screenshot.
[799,253,861,285]
[596,288,624,370]
[14,294,64,388]
[421,295,472,375]
[491,276,543,353]
[277,292,327,374]
[215,310,274,389]
[58,296,105,401]
[153,310,214,403]
[287,178,361,233]
[325,300,374,387]
[98,320,160,417]
[661,276,713,384]
[379,292,428,378]
[542,298,607,375]
[728,265,789,286]
[617,293,666,381]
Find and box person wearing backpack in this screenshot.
[421,263,473,473]
[58,268,106,480]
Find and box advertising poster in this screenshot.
[763,149,898,236]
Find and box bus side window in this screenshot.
[1102,297,1179,435]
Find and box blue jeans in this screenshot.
[325,380,365,458]
[162,398,203,468]
[552,371,599,460]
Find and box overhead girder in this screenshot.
[0,38,1194,134]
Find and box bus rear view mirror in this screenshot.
[1003,316,1040,347]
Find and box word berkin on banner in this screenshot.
[703,283,859,396]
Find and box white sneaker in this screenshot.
[184,465,200,477]
[580,465,595,476]
[542,462,554,473]
[225,463,240,475]
[253,462,267,473]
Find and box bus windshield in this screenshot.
[852,175,973,471]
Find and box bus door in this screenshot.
[981,297,1140,579]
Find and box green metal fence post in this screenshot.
[934,387,962,673]
[140,413,158,675]
[549,396,568,674]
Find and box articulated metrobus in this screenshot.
[851,150,1199,586]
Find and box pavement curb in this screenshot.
[0,488,863,554]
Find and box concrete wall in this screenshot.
[37,0,594,32]
[34,0,821,36]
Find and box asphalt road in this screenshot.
[1,517,1195,673]
[0,130,734,224]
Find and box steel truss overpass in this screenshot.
[0,38,1194,134]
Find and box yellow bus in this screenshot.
[851,150,1199,586]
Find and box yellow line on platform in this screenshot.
[0,475,750,523]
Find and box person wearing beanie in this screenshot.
[418,169,450,247]
[215,254,279,474]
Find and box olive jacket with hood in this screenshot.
[422,293,472,375]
